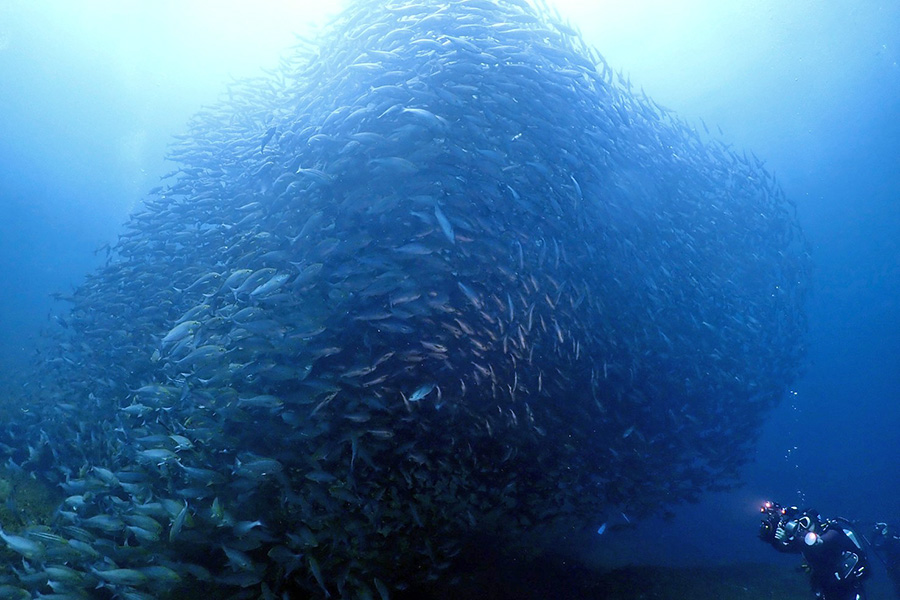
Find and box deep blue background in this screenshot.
[0,0,897,573]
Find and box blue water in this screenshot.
[0,0,897,590]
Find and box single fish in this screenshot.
[308,556,330,598]
[434,204,455,244]
[162,320,200,345]
[169,501,189,543]
[457,281,483,309]
[260,125,277,152]
[91,568,149,587]
[250,272,291,298]
[408,383,436,402]
[0,528,44,559]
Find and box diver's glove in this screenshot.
[872,522,892,547]
[775,526,788,542]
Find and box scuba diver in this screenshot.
[871,521,900,598]
[759,501,869,600]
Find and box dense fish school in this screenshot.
[0,0,809,598]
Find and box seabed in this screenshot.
[399,545,896,600]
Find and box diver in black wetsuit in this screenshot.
[871,522,900,599]
[759,502,869,600]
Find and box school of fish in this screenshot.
[0,0,810,598]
